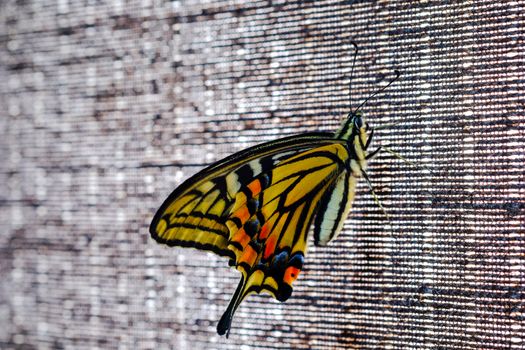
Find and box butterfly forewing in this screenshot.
[216,143,350,335]
[150,132,335,256]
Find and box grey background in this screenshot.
[1,1,524,349]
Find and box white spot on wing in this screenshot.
[226,172,240,197]
[248,159,262,176]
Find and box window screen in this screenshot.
[1,1,524,349]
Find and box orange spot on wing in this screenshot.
[232,227,250,247]
[247,179,262,196]
[283,266,301,285]
[264,235,277,260]
[234,206,250,223]
[238,245,257,266]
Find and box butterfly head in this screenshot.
[351,111,368,132]
[336,111,369,142]
[334,112,370,176]
[352,112,370,149]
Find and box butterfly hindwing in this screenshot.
[313,170,358,246]
[216,143,350,335]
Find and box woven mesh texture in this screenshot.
[1,1,524,349]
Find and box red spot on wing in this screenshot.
[259,223,270,240]
[264,235,277,260]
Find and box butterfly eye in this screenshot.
[354,116,364,129]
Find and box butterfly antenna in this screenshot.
[348,41,358,110]
[354,70,401,114]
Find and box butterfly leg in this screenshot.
[366,145,419,165]
[360,169,390,222]
[380,146,418,166]
[378,146,432,172]
[364,128,374,150]
[366,146,382,160]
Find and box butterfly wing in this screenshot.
[150,132,352,336]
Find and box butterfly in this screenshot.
[150,47,402,336]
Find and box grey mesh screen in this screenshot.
[1,1,524,349]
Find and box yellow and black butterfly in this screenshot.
[150,49,402,336]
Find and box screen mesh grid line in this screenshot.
[1,1,524,349]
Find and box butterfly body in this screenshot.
[150,113,372,336]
